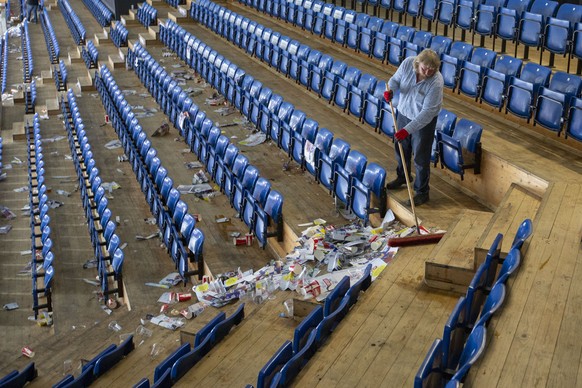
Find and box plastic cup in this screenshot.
[108,321,122,332]
[63,359,72,375]
[150,343,164,359]
[136,325,153,338]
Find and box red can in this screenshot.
[177,293,192,302]
[233,237,246,246]
[245,233,253,246]
[104,114,109,123]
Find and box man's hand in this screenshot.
[383,90,393,103]
[395,128,409,141]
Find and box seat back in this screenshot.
[257,341,293,388]
[511,218,533,251]
[453,118,483,153]
[566,97,582,142]
[323,276,351,316]
[293,305,324,354]
[442,296,468,370]
[495,247,521,285]
[210,303,245,345]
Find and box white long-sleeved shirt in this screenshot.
[388,57,444,135]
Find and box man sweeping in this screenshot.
[384,49,443,206]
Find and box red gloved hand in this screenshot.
[383,90,393,103]
[395,128,409,141]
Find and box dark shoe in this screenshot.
[386,177,407,190]
[405,193,430,207]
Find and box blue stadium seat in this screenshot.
[436,118,482,180]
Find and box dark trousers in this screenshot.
[394,113,437,196]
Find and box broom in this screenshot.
[387,100,445,247]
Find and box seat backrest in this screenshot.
[329,138,351,166]
[449,42,473,61]
[361,163,386,198]
[470,47,496,68]
[519,62,551,90]
[451,325,487,381]
[555,3,582,24]
[504,0,531,14]
[257,341,293,388]
[429,35,452,55]
[549,72,582,98]
[452,119,483,153]
[293,305,324,354]
[231,154,250,178]
[323,276,351,316]
[493,55,522,77]
[511,218,533,251]
[210,303,245,345]
[263,189,284,222]
[529,0,558,19]
[195,311,226,347]
[436,109,457,136]
[475,282,506,327]
[495,247,521,285]
[187,228,205,262]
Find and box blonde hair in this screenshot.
[413,49,441,72]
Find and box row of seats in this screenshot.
[24,79,36,114]
[61,89,125,302]
[162,19,389,223]
[94,65,205,283]
[26,114,54,320]
[110,21,129,48]
[133,304,245,387]
[164,0,185,8]
[82,40,99,69]
[53,59,67,91]
[58,0,87,45]
[1,32,7,94]
[81,0,113,27]
[128,41,286,247]
[255,264,372,387]
[0,362,37,387]
[21,20,33,83]
[54,334,135,387]
[187,3,483,182]
[40,7,60,64]
[136,2,158,28]
[415,219,533,387]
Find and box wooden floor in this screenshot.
[1,0,581,386]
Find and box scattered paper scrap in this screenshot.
[104,140,122,150]
[239,132,267,147]
[3,302,19,310]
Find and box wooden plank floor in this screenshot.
[0,0,581,387]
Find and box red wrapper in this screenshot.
[177,293,192,302]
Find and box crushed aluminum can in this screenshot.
[233,237,246,246]
[177,293,192,302]
[245,233,253,246]
[21,346,35,358]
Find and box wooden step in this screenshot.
[108,55,125,69]
[424,209,493,293]
[12,90,24,104]
[474,182,542,262]
[68,48,82,64]
[148,25,160,40]
[77,76,95,91]
[11,122,26,142]
[45,98,59,115]
[41,70,52,83]
[94,32,111,46]
[138,33,161,47]
[167,9,191,24]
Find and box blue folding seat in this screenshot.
[387,25,416,66]
[315,294,350,347]
[254,189,284,248]
[542,4,582,66]
[348,74,377,118]
[378,90,400,139]
[289,44,311,81]
[472,0,504,46]
[310,55,333,95]
[571,22,582,73]
[363,81,387,129]
[565,97,582,142]
[432,108,457,164]
[242,80,263,119]
[200,127,221,166]
[318,138,350,192]
[420,0,438,31]
[436,0,457,36]
[403,31,433,58]
[414,338,445,387]
[260,30,278,63]
[223,154,249,199]
[534,88,568,134]
[234,75,254,112]
[304,1,324,33]
[321,60,347,101]
[291,118,319,166]
[448,325,487,383]
[334,67,361,110]
[299,50,322,88]
[295,0,310,29]
[458,61,486,100]
[257,341,293,388]
[516,2,557,59]
[429,35,452,55]
[453,0,476,42]
[350,163,386,225]
[347,13,370,50]
[441,42,473,91]
[441,296,468,372]
[323,6,345,41]
[323,276,351,317]
[494,248,521,285]
[333,150,367,208]
[378,0,392,19]
[313,3,334,36]
[480,55,523,110]
[280,110,306,154]
[358,16,385,56]
[370,21,398,61]
[392,0,408,23]
[437,118,482,180]
[279,40,300,76]
[276,331,317,387]
[241,177,271,229]
[334,10,355,45]
[270,101,295,146]
[231,165,260,213]
[305,127,333,177]
[493,0,532,52]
